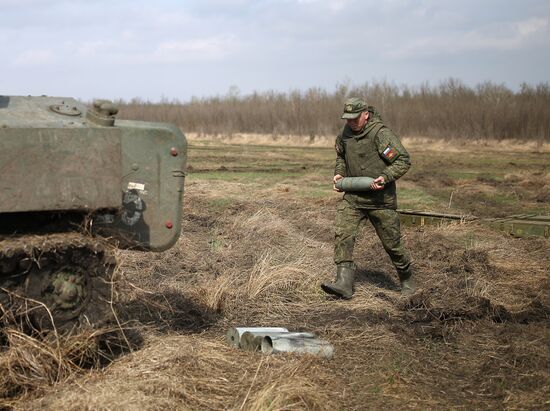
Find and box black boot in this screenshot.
[398,268,415,296]
[321,263,355,299]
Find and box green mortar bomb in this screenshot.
[335,177,376,192]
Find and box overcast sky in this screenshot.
[1,0,549,101]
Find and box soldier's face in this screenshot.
[347,111,369,131]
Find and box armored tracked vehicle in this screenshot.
[0,95,187,331]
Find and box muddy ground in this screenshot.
[1,137,549,410]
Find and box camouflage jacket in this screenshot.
[334,107,411,209]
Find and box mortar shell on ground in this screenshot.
[262,335,334,359]
[240,331,316,351]
[225,327,289,348]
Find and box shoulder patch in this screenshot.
[382,145,398,160]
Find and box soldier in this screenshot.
[321,97,414,299]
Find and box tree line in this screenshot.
[118,79,550,141]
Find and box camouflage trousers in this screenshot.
[334,199,411,273]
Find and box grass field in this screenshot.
[1,136,549,410]
[185,135,550,217]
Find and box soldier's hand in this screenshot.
[333,174,344,192]
[370,176,386,190]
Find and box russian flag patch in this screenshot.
[382,145,397,160]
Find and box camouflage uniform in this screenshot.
[333,104,412,278]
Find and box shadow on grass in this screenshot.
[120,290,220,333]
[355,267,400,292]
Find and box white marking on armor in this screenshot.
[128,182,145,191]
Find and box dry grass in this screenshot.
[185,132,334,148]
[2,141,549,410]
[185,132,550,153]
[0,326,134,409]
[11,335,334,411]
[402,136,550,153]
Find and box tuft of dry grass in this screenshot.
[245,377,330,411]
[0,325,133,406]
[12,335,335,411]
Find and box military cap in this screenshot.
[341,97,367,119]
